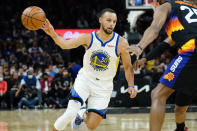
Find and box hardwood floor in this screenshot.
[0,109,197,131]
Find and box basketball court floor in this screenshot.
[0,109,197,131]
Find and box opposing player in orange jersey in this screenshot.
[129,0,197,131]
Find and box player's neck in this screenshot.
[97,30,113,41]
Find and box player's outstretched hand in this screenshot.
[128,87,137,98]
[133,58,147,71]
[41,19,56,38]
[129,45,143,59]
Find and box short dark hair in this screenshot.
[99,8,116,17]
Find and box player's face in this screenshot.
[99,12,117,34]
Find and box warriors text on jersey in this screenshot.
[165,0,197,53]
[81,31,120,80]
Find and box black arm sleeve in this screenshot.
[145,41,170,61]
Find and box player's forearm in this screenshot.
[145,41,170,61]
[124,66,134,86]
[138,26,160,50]
[51,33,70,49]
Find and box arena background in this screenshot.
[0,0,197,130]
[1,0,197,130]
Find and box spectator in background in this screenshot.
[16,84,39,109]
[18,68,25,79]
[20,67,42,107]
[47,81,63,108]
[3,68,11,82]
[35,68,43,80]
[42,51,52,65]
[40,73,51,107]
[8,53,17,65]
[49,67,72,108]
[59,68,72,107]
[0,52,6,65]
[53,65,64,81]
[0,73,8,108]
[8,72,21,109]
[28,42,43,54]
[51,50,64,65]
[52,65,64,88]
[68,62,82,79]
[40,73,50,92]
[48,64,56,77]
[61,68,72,91]
[20,68,41,89]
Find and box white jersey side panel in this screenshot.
[81,31,120,80]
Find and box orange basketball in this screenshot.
[21,6,46,30]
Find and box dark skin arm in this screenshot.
[129,2,172,58]
[133,37,175,71]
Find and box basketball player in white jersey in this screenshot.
[42,8,137,131]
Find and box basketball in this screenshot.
[21,6,46,30]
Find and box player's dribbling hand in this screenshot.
[129,45,143,59]
[41,19,56,38]
[128,87,137,98]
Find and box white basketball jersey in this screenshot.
[80,31,120,80]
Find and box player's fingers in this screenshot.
[130,52,135,56]
[46,19,50,24]
[130,90,137,98]
[129,47,135,53]
[133,61,138,71]
[128,88,133,94]
[42,19,47,26]
[139,64,143,69]
[130,93,135,98]
[140,63,145,69]
[128,89,131,94]
[127,46,131,52]
[138,62,142,68]
[42,22,47,29]
[137,55,139,60]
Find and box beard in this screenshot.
[102,25,113,34]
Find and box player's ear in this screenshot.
[99,17,102,24]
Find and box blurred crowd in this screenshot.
[0,0,180,109]
[0,63,84,109]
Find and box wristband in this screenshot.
[128,85,135,88]
[137,45,143,51]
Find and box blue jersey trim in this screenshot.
[88,33,94,49]
[159,53,192,88]
[70,87,84,104]
[94,31,115,47]
[88,108,107,118]
[115,35,120,57]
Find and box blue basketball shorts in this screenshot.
[159,52,197,96]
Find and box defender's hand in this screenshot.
[41,19,56,38]
[133,58,147,71]
[129,45,143,59]
[128,87,137,98]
